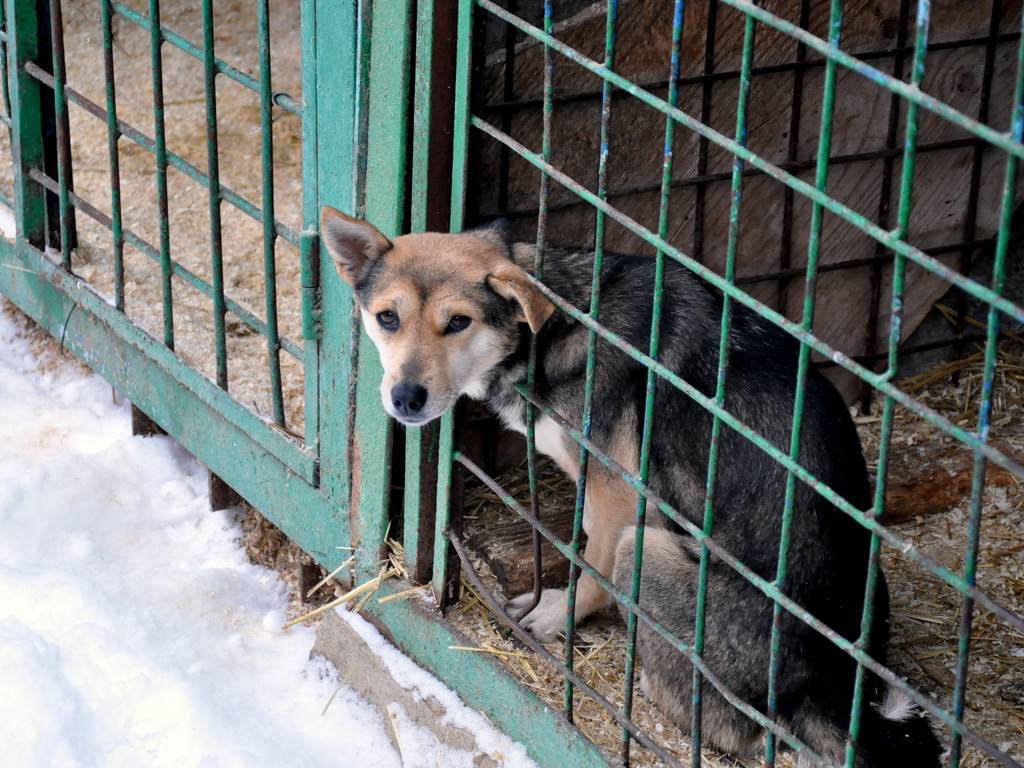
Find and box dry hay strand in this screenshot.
[451,341,1024,767]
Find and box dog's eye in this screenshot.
[446,315,471,333]
[377,310,398,329]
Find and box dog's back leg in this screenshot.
[613,527,766,757]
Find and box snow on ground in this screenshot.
[0,299,537,768]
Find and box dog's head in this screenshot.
[320,206,554,425]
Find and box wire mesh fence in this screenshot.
[434,0,1024,765]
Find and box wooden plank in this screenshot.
[474,0,1024,403]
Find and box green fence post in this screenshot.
[6,0,46,248]
[309,0,362,572]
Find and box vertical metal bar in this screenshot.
[258,0,285,426]
[433,0,477,604]
[7,0,46,248]
[149,0,174,350]
[407,0,438,582]
[764,1,842,765]
[0,0,12,126]
[949,13,1024,764]
[845,3,929,764]
[565,0,618,728]
[433,412,456,603]
[527,0,552,711]
[691,10,755,767]
[621,0,687,762]
[356,0,412,582]
[449,0,472,232]
[47,0,70,269]
[202,0,227,390]
[298,0,320,460]
[99,0,125,312]
[312,0,359,521]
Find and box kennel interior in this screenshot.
[0,0,1023,767]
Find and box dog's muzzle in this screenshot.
[390,382,429,422]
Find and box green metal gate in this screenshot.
[2,0,1024,767]
[424,0,1024,766]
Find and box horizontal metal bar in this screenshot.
[491,394,1020,765]
[107,0,302,118]
[473,3,1024,327]
[24,62,302,249]
[28,167,305,360]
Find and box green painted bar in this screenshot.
[692,8,753,764]
[569,0,617,736]
[47,0,71,269]
[6,0,46,248]
[258,0,285,427]
[99,0,125,313]
[201,0,227,390]
[298,0,321,459]
[949,11,1024,764]
[148,0,174,350]
[845,2,932,763]
[403,0,436,577]
[433,410,456,604]
[0,1,12,125]
[765,0,842,759]
[312,0,359,534]
[351,0,413,579]
[435,0,475,600]
[623,0,685,756]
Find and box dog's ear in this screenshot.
[320,206,393,285]
[469,217,514,257]
[487,265,555,333]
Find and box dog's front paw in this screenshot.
[508,589,568,643]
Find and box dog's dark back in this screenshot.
[513,246,940,764]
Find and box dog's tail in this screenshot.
[787,684,942,767]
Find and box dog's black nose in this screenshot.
[391,383,428,419]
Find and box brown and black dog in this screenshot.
[320,205,941,767]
